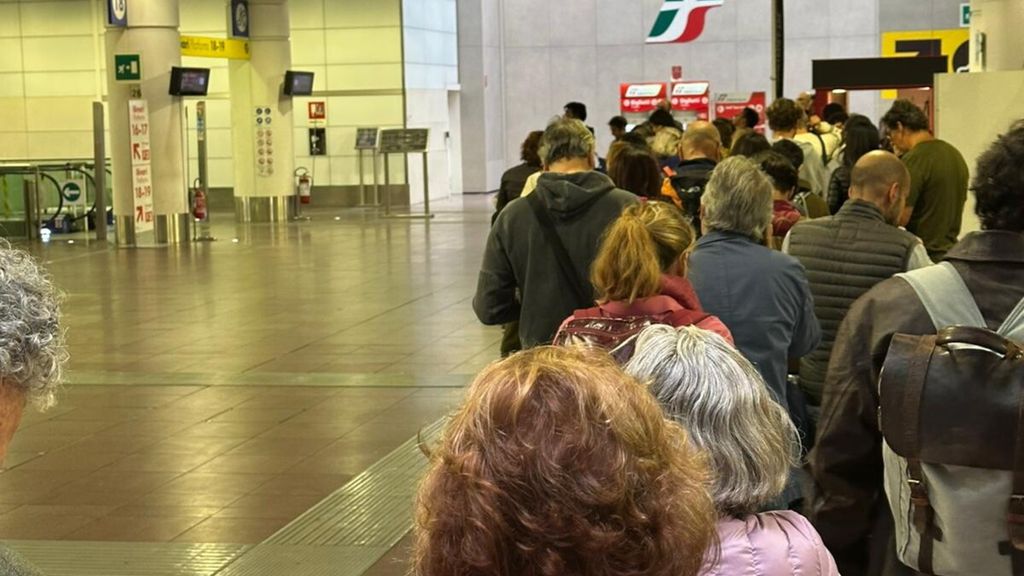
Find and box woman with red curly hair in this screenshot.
[414,346,717,576]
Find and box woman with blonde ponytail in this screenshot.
[555,202,732,358]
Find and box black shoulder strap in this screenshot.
[526,193,593,308]
[813,131,829,166]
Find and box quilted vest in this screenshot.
[787,200,920,402]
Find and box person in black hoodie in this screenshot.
[473,118,637,348]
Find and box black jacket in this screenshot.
[473,171,637,347]
[494,162,540,219]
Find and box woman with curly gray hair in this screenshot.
[0,240,66,461]
[626,325,838,576]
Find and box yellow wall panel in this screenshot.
[21,37,96,71]
[27,131,93,159]
[24,97,94,131]
[0,133,28,159]
[289,0,325,31]
[0,39,23,73]
[325,64,402,91]
[325,95,404,127]
[324,28,401,64]
[324,0,400,29]
[24,71,97,97]
[0,5,21,38]
[0,73,25,98]
[292,29,326,66]
[19,1,93,37]
[0,98,28,132]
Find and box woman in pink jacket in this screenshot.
[627,325,840,576]
[557,201,732,346]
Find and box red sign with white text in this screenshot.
[669,81,711,119]
[620,83,668,114]
[308,101,326,121]
[714,92,767,130]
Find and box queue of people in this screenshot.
[461,96,1024,576]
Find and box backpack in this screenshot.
[879,261,1024,575]
[554,301,709,364]
[666,167,712,234]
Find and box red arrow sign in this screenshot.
[132,143,142,160]
[136,206,144,222]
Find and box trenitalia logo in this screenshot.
[647,0,724,44]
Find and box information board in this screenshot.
[128,99,154,233]
[355,128,380,150]
[378,129,429,153]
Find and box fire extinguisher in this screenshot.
[296,168,312,205]
[192,179,208,220]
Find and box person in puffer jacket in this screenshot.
[626,325,840,576]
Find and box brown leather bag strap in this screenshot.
[902,337,936,455]
[1007,383,1024,576]
[901,337,939,573]
[908,458,939,574]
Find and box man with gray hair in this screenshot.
[782,151,930,415]
[689,157,820,422]
[0,240,68,575]
[474,118,636,347]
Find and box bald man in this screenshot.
[782,151,930,412]
[661,121,722,230]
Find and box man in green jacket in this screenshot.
[881,99,969,261]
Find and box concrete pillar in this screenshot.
[970,0,1024,71]
[229,0,296,222]
[457,0,505,194]
[106,0,188,245]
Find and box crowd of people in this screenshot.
[453,96,1024,576]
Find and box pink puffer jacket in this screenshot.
[700,511,840,576]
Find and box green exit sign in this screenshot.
[960,3,971,27]
[115,54,141,82]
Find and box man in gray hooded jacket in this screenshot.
[473,118,637,347]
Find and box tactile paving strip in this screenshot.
[214,417,446,575]
[5,541,249,576]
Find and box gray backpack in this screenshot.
[880,262,1024,575]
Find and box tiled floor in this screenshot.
[1,197,499,572]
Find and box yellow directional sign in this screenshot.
[180,35,250,60]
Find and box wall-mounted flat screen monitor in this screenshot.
[169,67,211,96]
[284,71,315,96]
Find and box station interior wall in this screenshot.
[460,0,969,193]
[936,70,1024,236]
[0,0,460,207]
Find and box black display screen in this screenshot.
[169,67,211,96]
[284,71,315,96]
